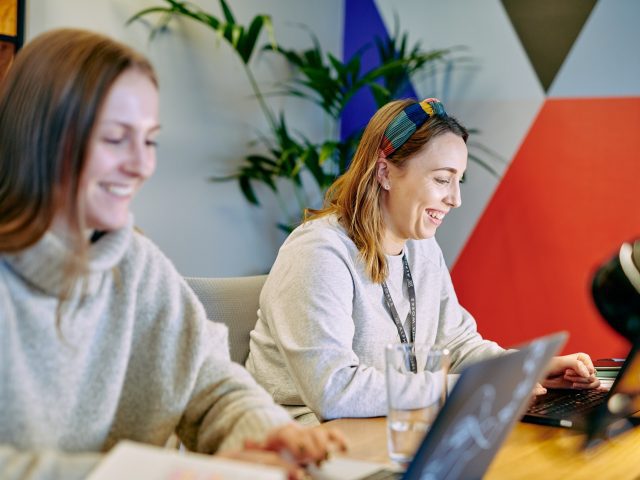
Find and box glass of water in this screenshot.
[385,343,450,465]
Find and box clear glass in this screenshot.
[385,343,450,465]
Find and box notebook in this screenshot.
[88,440,285,480]
[523,342,640,431]
[311,332,566,480]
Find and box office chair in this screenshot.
[185,275,268,364]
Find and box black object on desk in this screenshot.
[591,240,640,342]
[585,240,640,446]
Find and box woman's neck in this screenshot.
[381,228,406,256]
[51,215,94,245]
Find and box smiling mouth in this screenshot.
[101,183,135,197]
[427,210,445,221]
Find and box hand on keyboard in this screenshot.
[543,353,600,390]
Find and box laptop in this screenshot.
[311,332,566,480]
[523,342,640,431]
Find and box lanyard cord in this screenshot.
[381,254,417,372]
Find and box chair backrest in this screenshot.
[185,275,267,364]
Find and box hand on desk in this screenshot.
[221,422,348,480]
[533,352,600,395]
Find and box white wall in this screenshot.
[27,0,343,276]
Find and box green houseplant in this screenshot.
[130,0,496,231]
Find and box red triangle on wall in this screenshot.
[452,97,640,358]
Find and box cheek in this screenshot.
[148,155,158,177]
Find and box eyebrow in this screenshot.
[432,167,459,174]
[101,121,162,132]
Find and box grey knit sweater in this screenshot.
[246,215,504,423]
[0,218,292,480]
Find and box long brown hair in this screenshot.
[307,99,468,284]
[0,28,157,308]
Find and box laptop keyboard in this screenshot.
[527,389,608,416]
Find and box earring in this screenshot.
[384,183,390,190]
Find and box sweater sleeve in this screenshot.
[434,255,505,373]
[260,232,388,420]
[128,236,293,454]
[0,445,101,480]
[176,318,294,452]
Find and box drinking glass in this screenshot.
[385,343,450,465]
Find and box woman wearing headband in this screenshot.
[246,98,600,424]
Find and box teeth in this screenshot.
[104,184,134,197]
[427,211,444,220]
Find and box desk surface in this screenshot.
[326,418,640,479]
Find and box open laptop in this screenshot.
[311,332,566,480]
[523,342,640,431]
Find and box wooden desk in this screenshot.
[326,418,640,479]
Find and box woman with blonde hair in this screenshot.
[0,28,344,480]
[247,98,600,425]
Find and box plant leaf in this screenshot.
[239,15,266,63]
[126,6,172,25]
[239,176,259,205]
[368,82,392,108]
[218,0,236,24]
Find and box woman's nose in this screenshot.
[445,182,462,208]
[125,140,156,178]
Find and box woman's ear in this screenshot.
[376,154,391,190]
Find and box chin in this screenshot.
[411,231,436,241]
[86,214,129,232]
[414,225,438,240]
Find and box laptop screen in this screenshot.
[404,333,565,480]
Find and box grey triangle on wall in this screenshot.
[501,0,597,91]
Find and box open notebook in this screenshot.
[88,441,285,480]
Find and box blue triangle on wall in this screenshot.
[341,0,417,141]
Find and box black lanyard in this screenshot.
[381,254,417,372]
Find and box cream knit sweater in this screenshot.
[0,218,291,480]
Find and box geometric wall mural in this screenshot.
[346,0,640,357]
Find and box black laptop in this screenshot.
[311,332,566,480]
[523,342,640,431]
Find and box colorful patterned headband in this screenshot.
[380,98,447,157]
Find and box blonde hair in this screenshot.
[306,99,468,283]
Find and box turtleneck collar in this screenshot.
[4,216,134,297]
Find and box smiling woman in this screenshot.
[245,98,601,425]
[0,28,346,480]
